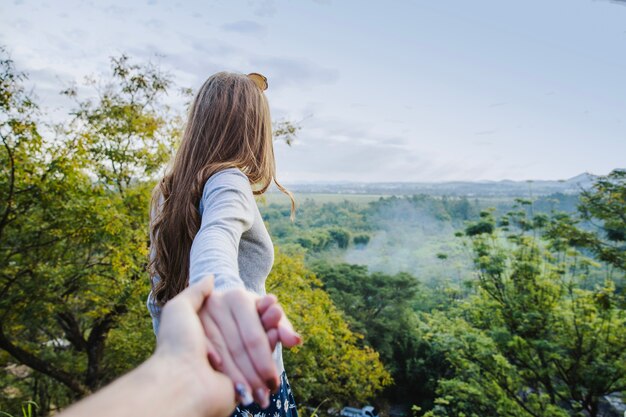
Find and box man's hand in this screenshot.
[156,275,236,417]
[59,275,238,417]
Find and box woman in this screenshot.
[146,71,300,416]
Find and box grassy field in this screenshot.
[262,192,531,206]
[262,192,384,206]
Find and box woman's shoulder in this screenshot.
[203,167,252,192]
[198,167,258,225]
[200,167,255,209]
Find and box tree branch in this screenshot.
[84,301,128,389]
[0,133,16,241]
[56,311,88,352]
[0,323,90,396]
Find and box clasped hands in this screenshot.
[156,275,301,412]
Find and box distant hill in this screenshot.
[274,172,600,197]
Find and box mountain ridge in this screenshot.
[270,171,618,197]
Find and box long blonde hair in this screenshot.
[149,71,294,305]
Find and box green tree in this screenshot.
[311,263,445,406]
[268,251,393,409]
[296,229,332,251]
[352,234,370,246]
[273,119,301,146]
[0,53,175,413]
[424,187,626,417]
[328,227,351,249]
[545,169,626,274]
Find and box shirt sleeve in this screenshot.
[189,169,255,292]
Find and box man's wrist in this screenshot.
[148,352,235,417]
[144,353,209,417]
[59,353,214,417]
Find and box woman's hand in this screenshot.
[199,288,301,409]
[256,294,303,351]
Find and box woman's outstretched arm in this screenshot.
[188,168,301,409]
[189,169,255,290]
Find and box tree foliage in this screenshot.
[545,169,626,273]
[268,251,392,409]
[311,263,446,408]
[424,178,626,417]
[0,51,174,413]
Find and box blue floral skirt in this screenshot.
[231,372,298,417]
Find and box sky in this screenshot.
[1,0,625,183]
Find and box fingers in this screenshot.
[254,387,271,409]
[172,275,214,312]
[209,371,238,417]
[204,327,223,371]
[267,328,279,352]
[200,301,255,406]
[228,294,280,400]
[199,289,299,408]
[260,303,283,330]
[207,293,271,407]
[256,294,278,316]
[256,296,303,349]
[277,315,303,348]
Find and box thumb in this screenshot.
[178,274,214,312]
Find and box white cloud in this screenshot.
[2,0,624,182]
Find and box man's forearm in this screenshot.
[59,355,229,417]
